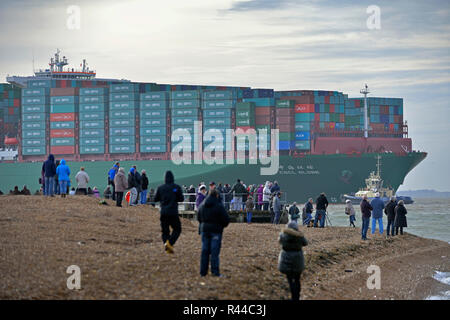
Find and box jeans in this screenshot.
[160,214,182,246]
[44,176,54,196]
[386,219,395,236]
[361,217,370,240]
[371,217,384,234]
[129,187,137,206]
[116,192,124,207]
[287,273,301,300]
[233,197,242,210]
[303,213,312,226]
[246,212,252,223]
[140,190,148,204]
[59,180,68,194]
[314,209,326,227]
[200,232,222,276]
[263,201,269,211]
[273,211,281,224]
[109,181,116,201]
[349,215,356,227]
[395,226,404,235]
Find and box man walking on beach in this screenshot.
[370,193,385,235]
[154,170,184,254]
[384,196,397,237]
[197,189,230,277]
[314,193,329,228]
[360,194,373,240]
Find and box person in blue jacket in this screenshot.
[56,159,71,198]
[108,162,120,201]
[370,193,385,235]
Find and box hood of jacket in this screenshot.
[164,170,174,184]
[60,159,66,165]
[264,181,270,188]
[282,227,304,238]
[204,194,219,208]
[48,154,55,162]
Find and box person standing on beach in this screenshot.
[75,167,89,195]
[197,189,230,276]
[127,167,139,206]
[303,198,314,226]
[42,154,56,197]
[140,170,149,205]
[196,185,207,210]
[384,197,397,237]
[154,170,184,254]
[108,162,120,201]
[114,167,127,207]
[262,181,271,211]
[360,194,373,240]
[273,192,282,224]
[345,200,356,227]
[55,159,70,198]
[370,193,385,235]
[245,196,255,224]
[314,193,329,228]
[394,200,407,235]
[229,179,247,211]
[278,221,308,300]
[289,202,300,224]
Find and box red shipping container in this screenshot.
[50,113,76,122]
[314,114,320,121]
[389,124,395,130]
[50,129,75,138]
[51,146,75,155]
[274,116,293,125]
[355,100,361,108]
[280,96,314,104]
[340,114,345,122]
[276,108,295,116]
[329,104,334,113]
[329,122,335,129]
[50,87,79,96]
[3,91,8,98]
[13,99,20,107]
[255,107,271,116]
[255,116,271,126]
[325,96,330,104]
[8,107,14,115]
[276,124,294,132]
[295,104,314,113]
[235,126,254,132]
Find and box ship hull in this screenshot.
[0,152,426,203]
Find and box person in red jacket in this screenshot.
[360,194,373,240]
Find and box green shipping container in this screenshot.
[203,109,232,118]
[109,93,139,101]
[140,100,168,109]
[110,136,135,144]
[79,138,105,146]
[171,90,200,100]
[50,138,75,146]
[236,110,254,118]
[171,117,198,125]
[50,121,75,129]
[22,121,46,130]
[295,113,314,122]
[22,105,47,113]
[110,119,134,127]
[22,113,46,122]
[109,145,136,153]
[171,108,199,117]
[140,136,166,145]
[22,88,49,97]
[276,100,295,108]
[22,96,49,105]
[22,139,46,147]
[140,145,167,153]
[295,122,311,131]
[80,121,105,129]
[140,127,167,136]
[295,141,311,150]
[203,118,232,126]
[80,88,108,96]
[171,100,200,109]
[80,96,107,104]
[79,103,106,112]
[141,119,166,127]
[80,145,105,154]
[22,130,46,138]
[109,110,135,119]
[79,112,105,121]
[109,101,138,110]
[80,129,104,137]
[279,132,295,140]
[50,104,77,113]
[236,118,255,126]
[22,146,46,155]
[109,127,135,136]
[50,96,79,105]
[202,100,235,109]
[236,102,255,111]
[140,91,168,101]
[110,83,138,93]
[140,109,167,119]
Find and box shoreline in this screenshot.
[0,195,449,300]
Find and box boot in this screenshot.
[165,240,174,254]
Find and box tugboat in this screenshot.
[344,156,414,205]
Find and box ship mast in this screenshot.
[360,84,370,138]
[376,155,381,177]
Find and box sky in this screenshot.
[0,0,449,190]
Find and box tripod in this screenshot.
[325,211,332,227]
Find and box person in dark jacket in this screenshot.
[127,167,138,206]
[229,179,247,211]
[384,197,397,237]
[270,180,281,194]
[303,198,314,226]
[154,171,184,254]
[187,185,196,210]
[132,165,142,204]
[223,184,232,211]
[278,221,308,300]
[288,202,300,224]
[108,162,120,201]
[42,154,56,197]
[370,193,385,235]
[314,193,329,228]
[394,200,407,235]
[140,170,149,205]
[197,189,230,276]
[360,195,373,240]
[196,185,207,209]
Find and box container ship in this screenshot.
[0,50,427,202]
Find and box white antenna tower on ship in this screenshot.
[360,84,370,138]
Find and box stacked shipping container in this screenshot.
[109,83,138,154]
[139,91,168,153]
[79,87,108,154]
[21,81,50,155]
[1,83,21,148]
